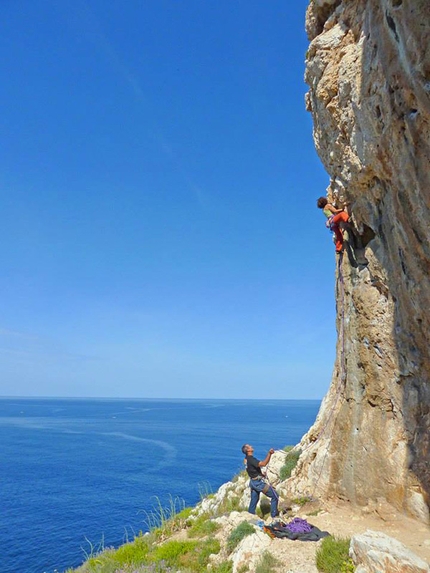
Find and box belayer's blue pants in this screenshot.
[248,479,278,518]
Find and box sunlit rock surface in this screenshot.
[351,530,430,573]
[291,0,430,522]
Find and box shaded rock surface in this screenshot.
[290,0,430,522]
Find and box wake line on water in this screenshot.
[0,420,178,467]
[99,432,177,469]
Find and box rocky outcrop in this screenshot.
[290,0,430,522]
[351,530,430,573]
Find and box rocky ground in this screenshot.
[190,452,430,573]
[200,499,430,573]
[260,500,430,572]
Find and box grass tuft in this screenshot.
[255,550,281,573]
[187,514,220,538]
[315,536,353,573]
[141,496,191,537]
[212,561,233,573]
[198,481,213,500]
[151,537,220,571]
[226,521,255,553]
[279,448,301,481]
[152,539,197,563]
[205,493,244,518]
[292,496,310,506]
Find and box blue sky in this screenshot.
[1,0,336,399]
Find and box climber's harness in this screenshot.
[250,475,271,494]
[326,215,335,231]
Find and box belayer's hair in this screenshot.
[317,196,328,209]
[241,444,248,455]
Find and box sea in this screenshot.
[0,397,320,573]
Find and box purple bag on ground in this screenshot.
[285,517,312,534]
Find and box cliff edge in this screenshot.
[289,0,430,523]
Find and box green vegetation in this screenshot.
[226,521,255,553]
[291,496,310,506]
[152,539,198,563]
[212,561,233,573]
[198,481,213,500]
[187,513,220,538]
[69,493,225,573]
[316,536,354,573]
[74,534,152,572]
[279,447,301,481]
[109,536,151,565]
[66,476,260,573]
[141,495,192,536]
[221,494,243,513]
[231,469,247,483]
[193,538,221,569]
[340,559,355,573]
[205,493,244,518]
[196,481,245,517]
[255,551,281,573]
[74,534,221,573]
[256,506,264,518]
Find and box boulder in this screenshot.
[351,530,430,573]
[230,530,271,573]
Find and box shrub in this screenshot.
[226,522,255,553]
[211,561,233,573]
[111,538,150,566]
[279,448,301,481]
[315,536,353,573]
[255,551,280,573]
[152,540,197,564]
[151,538,220,572]
[174,506,193,521]
[187,514,220,538]
[291,496,310,506]
[194,538,221,568]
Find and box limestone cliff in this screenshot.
[290,0,430,522]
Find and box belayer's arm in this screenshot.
[259,448,275,467]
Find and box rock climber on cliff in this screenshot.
[317,197,350,254]
[242,444,279,520]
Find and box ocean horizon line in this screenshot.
[0,395,322,402]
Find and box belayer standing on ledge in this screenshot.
[317,196,349,254]
[242,444,279,519]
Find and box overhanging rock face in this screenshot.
[290,0,430,522]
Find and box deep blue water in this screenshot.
[0,398,320,573]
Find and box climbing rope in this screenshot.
[307,252,347,498]
[262,468,280,502]
[266,255,348,502]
